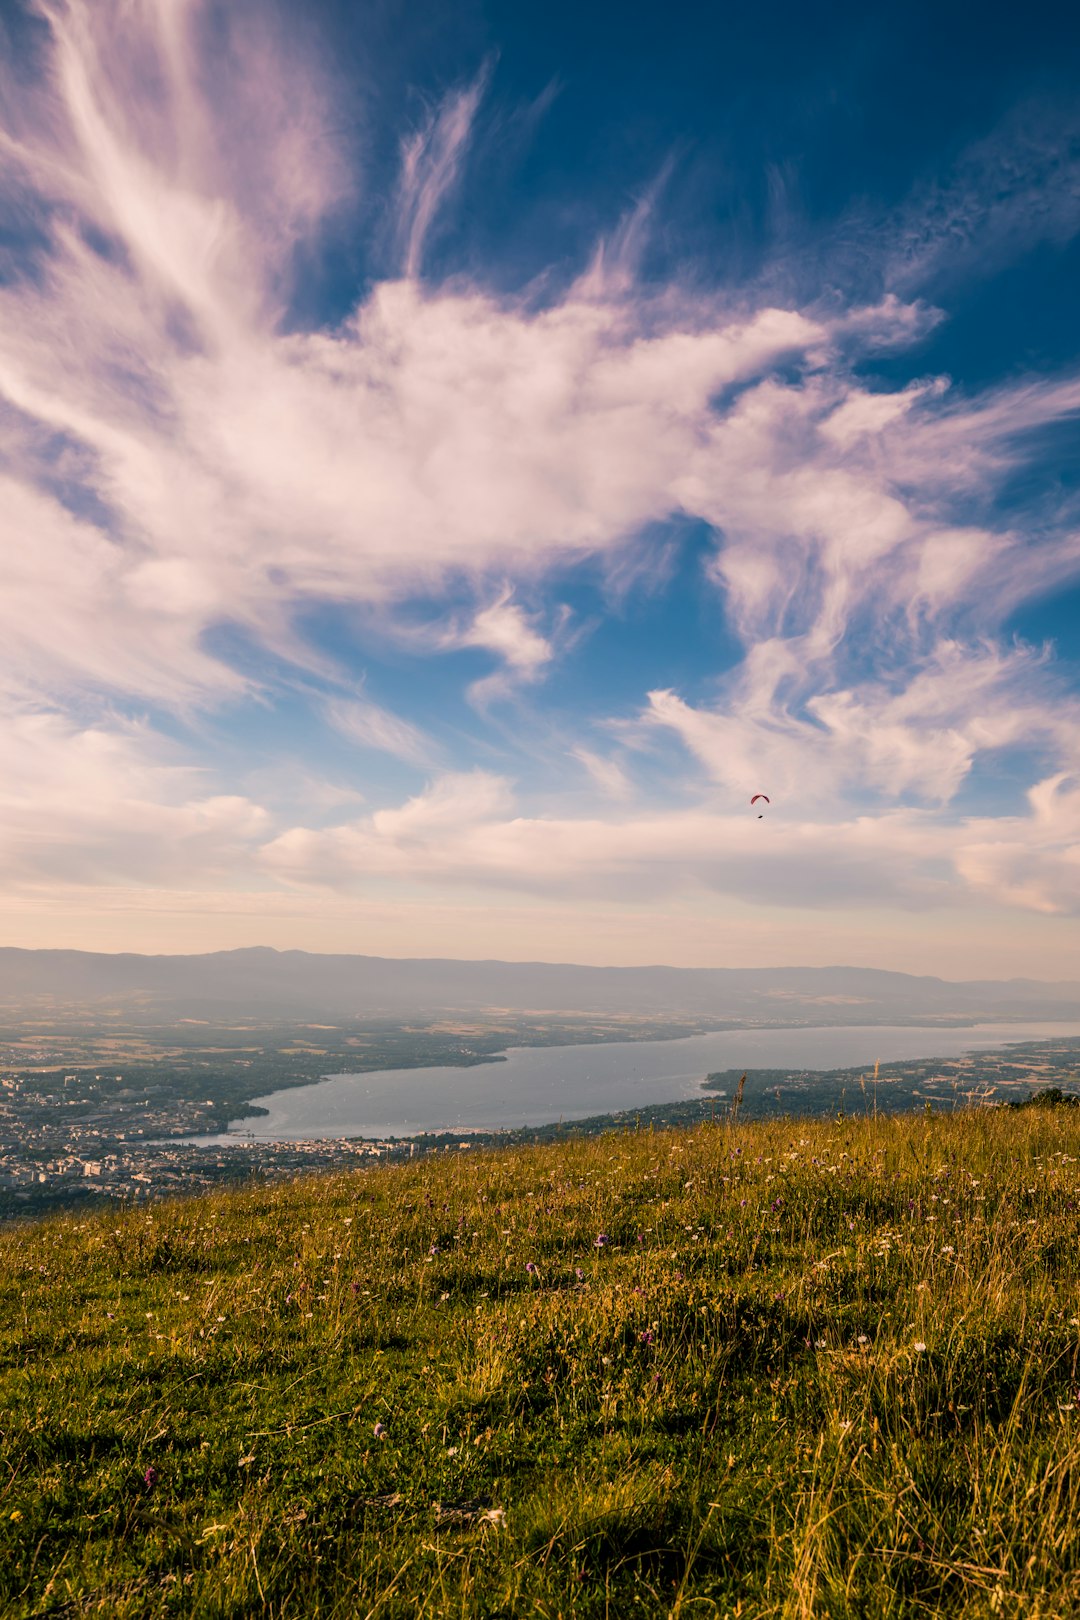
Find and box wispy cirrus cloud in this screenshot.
[757,105,1080,308]
[324,695,435,767]
[885,103,1080,294]
[394,65,490,277]
[571,747,633,800]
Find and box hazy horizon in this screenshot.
[4,941,1080,987]
[4,946,1080,1032]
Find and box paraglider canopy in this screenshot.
[751,793,770,819]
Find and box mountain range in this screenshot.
[1,947,1079,1026]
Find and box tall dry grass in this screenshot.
[1,1105,1079,1615]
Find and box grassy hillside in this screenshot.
[3,1107,1080,1618]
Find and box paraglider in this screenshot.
[751,793,770,818]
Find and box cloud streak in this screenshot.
[395,68,489,277]
[324,696,435,767]
[261,767,1080,918]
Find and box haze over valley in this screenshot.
[4,946,1080,1026]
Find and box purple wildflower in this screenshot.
[594,1233,609,1249]
[143,1466,158,1489]
[373,1422,387,1440]
[639,1329,655,1345]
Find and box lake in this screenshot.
[191,1021,1080,1143]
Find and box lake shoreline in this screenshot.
[179,1021,1080,1146]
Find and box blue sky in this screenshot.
[2,0,1080,975]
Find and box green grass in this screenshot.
[3,1107,1080,1617]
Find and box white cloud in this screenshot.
[1,0,1080,953]
[955,775,1080,915]
[259,768,1080,918]
[3,2,1076,733]
[395,68,489,277]
[0,705,269,887]
[324,696,434,766]
[645,645,1080,810]
[460,597,553,674]
[571,747,633,800]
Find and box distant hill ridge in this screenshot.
[0,946,1078,1023]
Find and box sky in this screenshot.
[2,0,1080,977]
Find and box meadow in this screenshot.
[2,1103,1080,1618]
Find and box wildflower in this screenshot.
[143,1466,158,1489]
[525,1261,537,1275]
[857,1334,869,1345]
[594,1233,609,1248]
[373,1422,388,1440]
[914,1342,927,1353]
[9,1510,22,1522]
[575,1267,584,1281]
[639,1329,655,1344]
